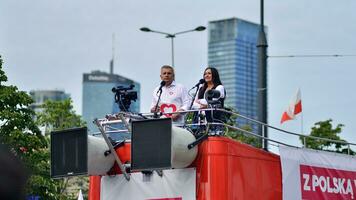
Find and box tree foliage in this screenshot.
[300,119,352,155]
[0,56,46,151]
[35,99,87,199]
[0,55,55,198]
[224,107,261,148]
[36,99,86,133]
[0,55,87,199]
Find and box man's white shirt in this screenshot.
[150,81,190,124]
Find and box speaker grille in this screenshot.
[131,118,172,171]
[51,127,87,178]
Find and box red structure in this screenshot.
[89,137,282,200]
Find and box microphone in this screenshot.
[187,79,205,110]
[191,79,205,89]
[157,81,165,94]
[154,81,166,115]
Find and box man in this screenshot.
[150,65,190,124]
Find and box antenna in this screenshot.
[110,33,115,74]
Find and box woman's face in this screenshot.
[204,69,213,83]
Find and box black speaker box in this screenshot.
[131,118,172,171]
[50,127,88,178]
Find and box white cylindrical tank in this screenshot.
[87,126,198,174]
[87,135,115,175]
[171,126,198,168]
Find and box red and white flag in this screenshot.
[280,88,302,124]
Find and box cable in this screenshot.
[268,54,356,58]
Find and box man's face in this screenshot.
[160,68,174,85]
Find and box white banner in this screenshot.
[101,168,196,200]
[279,146,356,200]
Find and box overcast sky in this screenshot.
[1,0,355,151]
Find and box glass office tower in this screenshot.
[82,70,140,134]
[208,18,265,131]
[29,90,70,113]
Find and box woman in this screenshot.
[193,67,226,135]
[192,67,227,135]
[193,67,225,109]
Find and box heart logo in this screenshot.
[160,104,177,117]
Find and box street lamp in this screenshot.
[140,26,206,66]
[257,0,268,151]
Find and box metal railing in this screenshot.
[212,108,355,154]
[93,108,355,155]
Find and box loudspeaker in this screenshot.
[131,118,172,171]
[51,127,88,178]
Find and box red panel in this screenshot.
[89,176,101,200]
[195,137,282,200]
[107,142,132,175]
[115,142,131,162]
[89,142,132,200]
[89,138,282,200]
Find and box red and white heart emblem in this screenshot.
[160,103,177,117]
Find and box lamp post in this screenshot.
[257,0,268,151]
[140,26,206,66]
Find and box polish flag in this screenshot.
[280,89,302,124]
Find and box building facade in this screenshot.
[82,70,140,134]
[208,18,266,131]
[29,90,70,113]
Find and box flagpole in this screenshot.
[299,87,304,146]
[299,88,303,135]
[301,111,304,134]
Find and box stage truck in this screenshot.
[51,85,356,200]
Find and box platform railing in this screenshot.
[93,108,355,155]
[211,108,355,154]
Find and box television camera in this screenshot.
[112,84,138,111]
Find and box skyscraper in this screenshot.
[29,90,70,113]
[82,70,140,134]
[208,18,266,131]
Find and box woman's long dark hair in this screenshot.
[198,67,222,99]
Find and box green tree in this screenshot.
[36,99,87,199]
[0,56,46,151]
[300,119,352,154]
[224,107,261,148]
[0,55,59,199]
[36,99,86,133]
[0,55,86,199]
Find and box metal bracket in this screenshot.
[156,170,163,177]
[118,113,131,132]
[94,119,130,181]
